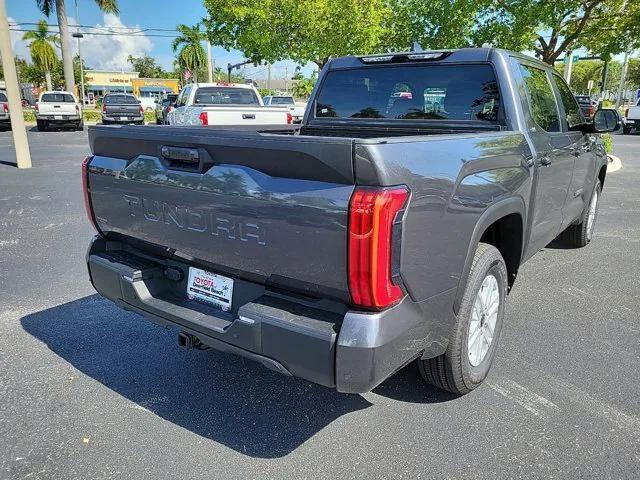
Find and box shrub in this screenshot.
[601,133,613,154]
[23,109,36,122]
[83,110,101,122]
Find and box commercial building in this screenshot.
[84,70,179,104]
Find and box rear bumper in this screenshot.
[86,236,450,393]
[102,115,144,123]
[37,114,81,122]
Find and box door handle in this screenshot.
[539,155,552,166]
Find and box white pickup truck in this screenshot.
[167,82,292,126]
[623,98,640,134]
[36,91,83,131]
[263,95,307,123]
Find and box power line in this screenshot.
[10,27,180,38]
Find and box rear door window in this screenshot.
[315,64,501,123]
[0,92,8,102]
[193,87,259,105]
[104,95,138,105]
[519,65,560,132]
[41,93,75,103]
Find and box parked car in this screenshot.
[167,82,292,126]
[155,93,178,125]
[575,95,597,120]
[82,48,619,395]
[0,91,10,130]
[263,95,306,123]
[623,98,640,134]
[35,91,83,131]
[101,93,144,125]
[139,96,158,112]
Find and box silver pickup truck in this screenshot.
[82,48,620,395]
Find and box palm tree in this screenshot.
[23,20,59,90]
[172,24,206,83]
[36,0,119,94]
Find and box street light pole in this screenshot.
[0,0,32,168]
[74,0,86,106]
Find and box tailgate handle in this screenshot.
[161,145,199,164]
[242,114,256,120]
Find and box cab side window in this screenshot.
[519,64,560,133]
[553,75,584,130]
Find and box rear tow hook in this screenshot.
[177,332,209,350]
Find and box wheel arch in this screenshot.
[453,197,525,314]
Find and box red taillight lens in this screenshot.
[82,156,99,232]
[286,112,293,124]
[199,111,208,125]
[102,103,106,114]
[75,104,80,113]
[140,105,144,114]
[348,186,409,309]
[167,106,174,113]
[625,108,629,118]
[588,105,595,116]
[2,103,7,113]
[35,102,39,112]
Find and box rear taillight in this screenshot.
[199,111,208,125]
[82,155,99,232]
[167,106,174,113]
[588,105,595,116]
[348,186,409,309]
[2,103,7,113]
[102,103,106,114]
[140,105,144,114]
[625,108,629,118]
[286,112,293,124]
[75,104,80,114]
[35,102,39,112]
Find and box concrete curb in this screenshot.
[607,154,622,173]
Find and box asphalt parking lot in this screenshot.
[1,128,639,479]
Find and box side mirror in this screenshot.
[591,108,621,133]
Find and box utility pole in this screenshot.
[267,64,271,91]
[616,51,630,108]
[0,0,32,168]
[284,66,288,93]
[563,51,574,85]
[206,41,213,83]
[74,0,85,106]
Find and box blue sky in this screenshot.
[7,0,314,80]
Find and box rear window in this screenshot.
[315,64,501,123]
[104,95,139,105]
[270,96,295,105]
[0,92,7,102]
[575,96,592,104]
[41,93,75,103]
[193,87,259,105]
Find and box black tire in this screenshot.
[560,180,601,248]
[418,243,507,395]
[623,125,631,135]
[76,120,84,131]
[36,120,47,131]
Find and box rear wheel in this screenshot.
[560,180,601,248]
[623,125,632,135]
[36,120,47,131]
[418,243,507,395]
[76,120,84,131]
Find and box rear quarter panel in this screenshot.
[354,132,532,303]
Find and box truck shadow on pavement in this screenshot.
[20,294,454,457]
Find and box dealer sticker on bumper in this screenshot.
[187,267,234,312]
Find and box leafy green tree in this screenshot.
[172,23,206,83]
[36,0,119,93]
[22,19,59,90]
[291,70,317,98]
[127,54,165,78]
[473,0,640,64]
[203,0,393,69]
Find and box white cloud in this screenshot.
[7,14,153,71]
[74,14,154,70]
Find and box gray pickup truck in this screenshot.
[83,48,620,395]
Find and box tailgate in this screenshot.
[39,103,76,115]
[87,125,355,300]
[202,106,289,125]
[106,104,141,116]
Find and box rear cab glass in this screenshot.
[314,64,501,123]
[0,92,7,102]
[270,96,295,105]
[41,93,75,103]
[104,95,139,105]
[193,87,259,105]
